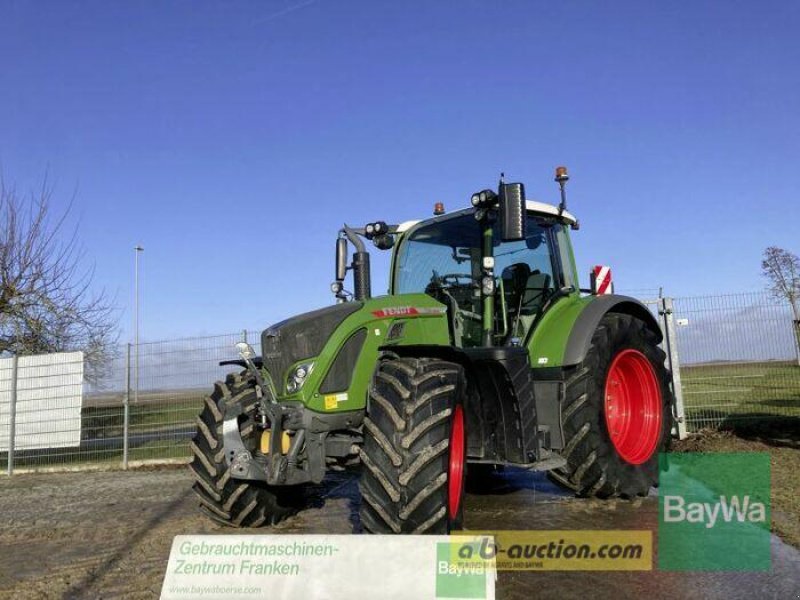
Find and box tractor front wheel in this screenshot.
[551,313,672,497]
[190,371,303,527]
[359,357,466,534]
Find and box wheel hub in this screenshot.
[448,404,465,519]
[603,349,662,465]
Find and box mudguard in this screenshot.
[561,294,662,366]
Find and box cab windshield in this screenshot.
[394,211,564,346]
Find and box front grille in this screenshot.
[260,302,363,384]
[319,328,367,394]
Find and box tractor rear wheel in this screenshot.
[190,371,302,527]
[359,357,466,534]
[551,313,672,497]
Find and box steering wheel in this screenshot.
[432,273,476,288]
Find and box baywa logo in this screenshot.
[658,453,771,571]
[663,494,767,528]
[435,541,488,600]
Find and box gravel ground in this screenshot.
[0,466,798,600]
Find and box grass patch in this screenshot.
[3,433,193,470]
[681,361,800,427]
[2,390,204,471]
[82,389,205,433]
[128,437,191,462]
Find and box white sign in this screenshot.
[0,351,83,451]
[161,534,496,600]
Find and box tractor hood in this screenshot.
[258,294,451,412]
[261,302,363,387]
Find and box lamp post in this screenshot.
[134,245,144,406]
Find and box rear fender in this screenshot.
[562,295,662,366]
[527,294,661,369]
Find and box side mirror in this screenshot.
[336,238,348,281]
[499,182,527,241]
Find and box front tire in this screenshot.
[551,313,673,497]
[189,371,302,527]
[359,357,466,534]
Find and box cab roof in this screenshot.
[396,200,576,233]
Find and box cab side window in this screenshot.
[496,218,562,339]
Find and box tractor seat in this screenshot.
[520,272,552,316]
[501,263,531,318]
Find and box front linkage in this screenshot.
[218,338,366,490]
[218,352,355,488]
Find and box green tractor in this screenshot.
[190,168,673,533]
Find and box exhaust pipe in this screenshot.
[342,225,371,301]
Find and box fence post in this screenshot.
[123,343,131,469]
[241,329,248,344]
[7,354,18,476]
[661,297,688,439]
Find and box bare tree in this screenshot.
[761,246,800,366]
[0,178,118,382]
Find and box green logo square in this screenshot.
[658,452,771,571]
[435,542,486,599]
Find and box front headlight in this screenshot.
[287,362,314,393]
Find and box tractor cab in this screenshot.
[333,173,579,354]
[391,204,578,348]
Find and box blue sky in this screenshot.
[2,0,799,342]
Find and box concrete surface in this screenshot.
[0,467,797,599]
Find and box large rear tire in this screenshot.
[550,313,672,497]
[359,357,466,534]
[190,371,302,527]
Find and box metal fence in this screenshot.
[667,292,800,429]
[640,297,688,439]
[1,291,798,475]
[1,330,259,474]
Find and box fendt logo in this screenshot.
[371,306,447,318]
[371,306,420,318]
[662,495,766,529]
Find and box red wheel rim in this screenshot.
[603,349,662,465]
[448,404,465,520]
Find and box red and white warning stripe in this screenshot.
[592,265,613,295]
